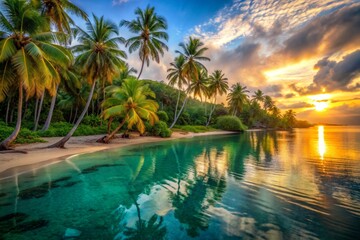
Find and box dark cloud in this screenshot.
[263,84,283,93]
[285,93,296,98]
[332,97,360,103]
[272,93,283,98]
[292,50,360,94]
[208,41,266,86]
[275,3,360,63]
[278,102,313,109]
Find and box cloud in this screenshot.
[194,0,355,48]
[188,1,360,99]
[278,102,313,109]
[205,41,266,88]
[273,3,360,64]
[292,50,360,94]
[112,0,129,6]
[285,93,296,98]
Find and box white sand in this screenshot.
[0,131,236,178]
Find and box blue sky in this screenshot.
[70,0,360,124]
[73,0,233,49]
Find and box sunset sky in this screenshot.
[73,0,360,125]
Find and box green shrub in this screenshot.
[146,121,172,138]
[38,122,72,137]
[0,122,45,144]
[173,125,216,133]
[157,111,169,122]
[83,114,102,127]
[216,116,247,131]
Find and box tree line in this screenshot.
[0,0,299,151]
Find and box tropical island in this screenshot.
[0,1,359,239]
[0,0,301,153]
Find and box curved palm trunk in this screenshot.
[42,85,59,131]
[0,83,23,150]
[33,98,39,124]
[97,118,126,143]
[5,97,11,125]
[170,96,188,129]
[206,98,217,126]
[72,106,78,124]
[173,90,181,123]
[34,92,44,131]
[137,58,145,80]
[47,81,97,148]
[107,117,114,134]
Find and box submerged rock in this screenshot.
[81,164,123,174]
[63,228,82,238]
[52,176,72,184]
[12,219,49,233]
[18,183,54,199]
[0,212,29,223]
[63,181,80,188]
[0,214,48,234]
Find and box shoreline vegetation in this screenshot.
[0,1,309,153]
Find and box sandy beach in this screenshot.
[0,131,236,179]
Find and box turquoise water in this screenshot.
[0,126,359,239]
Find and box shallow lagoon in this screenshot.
[0,126,359,239]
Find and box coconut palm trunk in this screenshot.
[173,90,181,122]
[137,57,146,80]
[34,92,45,131]
[97,118,126,143]
[47,81,97,148]
[5,97,11,125]
[42,85,59,131]
[34,98,39,124]
[206,99,217,127]
[170,96,188,128]
[0,83,23,150]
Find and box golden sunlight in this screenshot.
[318,126,326,160]
[310,94,330,112]
[264,60,317,81]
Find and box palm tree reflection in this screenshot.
[121,192,166,240]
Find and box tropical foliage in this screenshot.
[120,5,168,79]
[98,78,159,143]
[0,2,302,150]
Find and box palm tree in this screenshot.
[176,37,210,81]
[98,78,159,143]
[283,110,296,129]
[167,55,187,128]
[48,15,126,148]
[168,37,210,128]
[187,68,209,101]
[42,65,78,131]
[31,0,88,34]
[227,83,249,116]
[120,5,168,79]
[32,0,88,131]
[263,95,274,112]
[0,0,72,150]
[252,89,265,105]
[206,70,229,126]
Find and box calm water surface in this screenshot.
[0,126,359,239]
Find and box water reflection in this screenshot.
[0,127,360,239]
[318,126,326,160]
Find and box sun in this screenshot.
[310,94,330,112]
[314,101,329,111]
